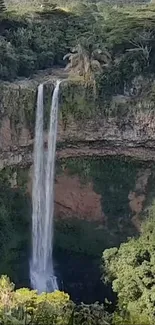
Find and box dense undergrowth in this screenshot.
[0,275,110,325]
[1,0,155,92]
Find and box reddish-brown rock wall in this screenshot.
[55,174,104,221]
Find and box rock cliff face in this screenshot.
[1,71,155,255]
[25,157,154,255]
[0,72,155,169]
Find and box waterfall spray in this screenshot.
[30,80,60,293]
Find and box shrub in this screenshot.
[73,302,111,325]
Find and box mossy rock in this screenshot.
[59,79,96,125]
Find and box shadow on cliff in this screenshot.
[0,180,31,288]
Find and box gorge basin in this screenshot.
[0,154,154,305]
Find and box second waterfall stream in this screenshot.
[30,80,61,293]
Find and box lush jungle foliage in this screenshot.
[0,275,110,325]
[0,0,155,88]
[102,204,155,325]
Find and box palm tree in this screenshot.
[63,41,111,82]
[63,43,92,79]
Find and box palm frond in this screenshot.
[91,59,101,70]
[63,53,72,60]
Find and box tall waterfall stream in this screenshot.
[30,81,60,293]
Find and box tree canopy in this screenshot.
[0,275,111,325]
[102,205,155,325]
[1,1,155,86]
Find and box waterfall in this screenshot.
[30,81,60,293]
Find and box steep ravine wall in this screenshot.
[1,73,155,240]
[1,73,155,168]
[1,73,155,236]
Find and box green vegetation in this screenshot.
[55,218,108,256]
[59,80,96,124]
[102,205,155,325]
[0,0,155,91]
[0,168,30,286]
[0,275,110,325]
[3,209,155,325]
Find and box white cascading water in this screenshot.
[30,80,61,293]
